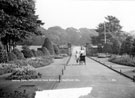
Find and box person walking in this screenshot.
[75,51,80,64]
[79,46,86,65]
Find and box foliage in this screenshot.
[8,52,17,61]
[0,42,8,63]
[0,63,17,75]
[102,43,113,53]
[111,38,121,54]
[53,44,60,55]
[0,50,8,63]
[92,16,123,48]
[120,36,133,55]
[36,50,43,56]
[131,39,135,56]
[27,56,53,68]
[12,48,24,59]
[42,38,55,55]
[109,55,135,67]
[6,68,42,80]
[21,47,34,58]
[0,41,4,50]
[0,0,43,52]
[42,47,50,56]
[10,56,53,68]
[31,49,38,57]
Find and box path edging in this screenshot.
[90,57,135,82]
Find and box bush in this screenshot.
[21,47,34,58]
[12,48,24,59]
[59,48,68,55]
[36,50,43,56]
[8,52,17,61]
[31,49,38,57]
[108,55,135,67]
[42,38,55,55]
[53,44,60,55]
[42,47,50,56]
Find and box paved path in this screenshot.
[55,56,135,98]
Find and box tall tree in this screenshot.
[0,0,43,52]
[92,15,122,46]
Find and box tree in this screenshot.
[131,39,135,57]
[111,38,121,54]
[0,0,43,52]
[92,15,122,46]
[120,36,133,55]
[0,41,8,63]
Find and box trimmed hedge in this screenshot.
[42,47,50,56]
[53,44,60,55]
[21,47,34,58]
[42,38,55,55]
[12,48,24,59]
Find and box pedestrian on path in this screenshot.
[79,46,86,65]
[75,51,80,64]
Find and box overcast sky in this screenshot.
[35,0,135,32]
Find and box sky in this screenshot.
[35,0,135,32]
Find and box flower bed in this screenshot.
[9,56,53,68]
[0,56,53,75]
[6,67,42,80]
[0,63,18,75]
[108,55,135,67]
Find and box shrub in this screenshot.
[42,38,55,55]
[108,55,135,67]
[42,47,50,56]
[12,48,24,59]
[36,50,43,56]
[31,49,38,57]
[21,47,34,58]
[53,44,60,55]
[8,52,17,61]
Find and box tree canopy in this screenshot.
[0,0,43,52]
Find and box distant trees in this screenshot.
[0,0,43,52]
